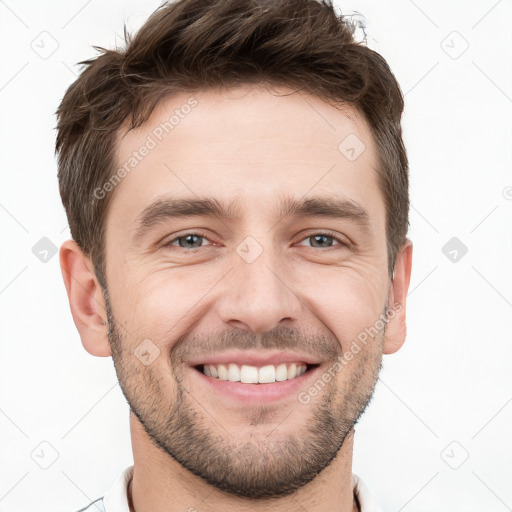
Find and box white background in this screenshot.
[0,1,511,511]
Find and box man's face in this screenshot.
[103,84,390,498]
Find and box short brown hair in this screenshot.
[55,0,409,289]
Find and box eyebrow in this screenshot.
[132,195,371,243]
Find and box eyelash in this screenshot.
[163,231,349,251]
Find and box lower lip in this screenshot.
[190,365,321,404]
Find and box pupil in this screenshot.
[181,235,201,248]
[313,235,331,247]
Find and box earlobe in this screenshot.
[383,240,413,355]
[59,239,112,357]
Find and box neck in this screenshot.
[128,413,358,512]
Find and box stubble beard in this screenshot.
[104,288,384,499]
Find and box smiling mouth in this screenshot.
[194,362,319,384]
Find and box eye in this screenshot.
[296,231,349,249]
[162,231,349,251]
[164,232,213,250]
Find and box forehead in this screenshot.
[108,84,384,238]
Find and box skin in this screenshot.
[60,83,413,512]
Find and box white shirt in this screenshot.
[76,465,383,512]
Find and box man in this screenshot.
[56,0,413,510]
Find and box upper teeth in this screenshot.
[202,363,307,383]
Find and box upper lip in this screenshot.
[188,350,323,367]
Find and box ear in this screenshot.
[382,239,413,355]
[59,239,111,357]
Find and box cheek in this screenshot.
[292,263,387,350]
[111,248,387,353]
[114,266,219,344]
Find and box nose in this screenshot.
[215,242,302,334]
